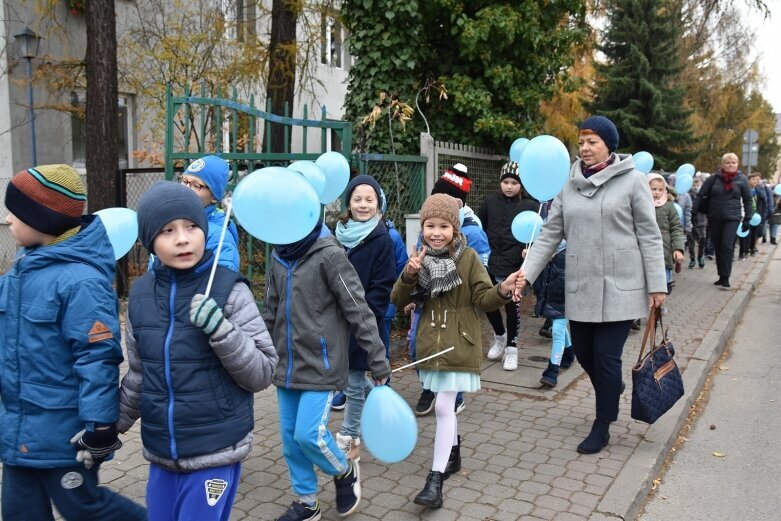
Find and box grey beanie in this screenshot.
[137,181,208,254]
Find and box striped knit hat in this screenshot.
[5,165,86,236]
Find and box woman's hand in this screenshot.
[405,246,427,278]
[503,269,526,302]
[673,250,684,262]
[648,292,666,308]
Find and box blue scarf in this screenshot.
[335,216,380,250]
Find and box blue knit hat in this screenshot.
[579,116,619,152]
[137,181,208,254]
[184,155,229,201]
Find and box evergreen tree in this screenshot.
[590,0,698,170]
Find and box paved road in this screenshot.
[638,254,781,520]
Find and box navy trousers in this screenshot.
[2,464,146,521]
[569,320,633,422]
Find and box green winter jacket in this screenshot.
[655,198,685,269]
[391,247,509,374]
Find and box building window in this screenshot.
[71,93,132,169]
[321,13,343,68]
[236,0,256,42]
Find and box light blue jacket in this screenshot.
[0,217,124,468]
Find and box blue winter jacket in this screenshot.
[128,252,252,460]
[0,216,124,468]
[205,204,240,271]
[384,220,408,322]
[462,216,490,267]
[343,220,396,370]
[532,248,566,320]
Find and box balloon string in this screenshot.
[391,346,455,373]
[204,198,232,299]
[520,204,545,271]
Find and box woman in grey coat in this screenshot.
[519,116,667,454]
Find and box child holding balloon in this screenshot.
[118,181,278,521]
[648,174,684,293]
[392,194,523,509]
[478,161,539,370]
[332,175,397,463]
[263,216,391,521]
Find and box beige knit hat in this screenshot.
[419,193,460,233]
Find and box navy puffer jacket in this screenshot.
[532,248,566,320]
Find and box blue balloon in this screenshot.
[736,223,750,238]
[511,211,543,244]
[750,212,761,226]
[233,167,320,244]
[95,207,138,260]
[361,386,417,463]
[633,151,654,174]
[288,161,326,198]
[675,174,693,194]
[673,202,683,224]
[509,138,530,164]
[775,184,781,197]
[315,152,350,204]
[518,135,570,201]
[676,163,695,178]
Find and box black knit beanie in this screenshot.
[137,181,208,254]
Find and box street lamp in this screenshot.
[13,26,42,165]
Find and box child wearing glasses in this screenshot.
[176,155,240,271]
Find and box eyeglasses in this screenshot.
[180,177,207,192]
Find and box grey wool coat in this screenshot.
[523,154,667,322]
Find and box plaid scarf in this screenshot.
[416,234,466,298]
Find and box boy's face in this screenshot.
[180,175,216,206]
[5,212,54,248]
[152,218,205,269]
[749,176,759,188]
[692,178,702,192]
[501,178,521,198]
[422,216,454,250]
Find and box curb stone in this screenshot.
[593,245,777,521]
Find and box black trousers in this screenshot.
[569,320,633,422]
[708,218,739,278]
[486,274,520,346]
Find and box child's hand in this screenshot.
[521,248,528,259]
[404,302,416,315]
[673,250,684,262]
[70,425,122,469]
[502,270,524,300]
[190,294,231,337]
[405,246,427,278]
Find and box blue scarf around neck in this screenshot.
[336,215,380,250]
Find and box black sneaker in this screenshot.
[538,318,552,338]
[630,319,642,331]
[415,389,435,416]
[277,501,321,521]
[334,460,361,517]
[454,396,465,415]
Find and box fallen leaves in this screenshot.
[713,452,726,458]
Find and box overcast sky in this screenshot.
[751,3,781,112]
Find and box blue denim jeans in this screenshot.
[340,369,373,439]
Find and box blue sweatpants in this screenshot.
[1,463,147,521]
[277,388,349,498]
[146,462,241,521]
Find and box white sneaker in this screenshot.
[487,333,507,360]
[336,433,361,462]
[503,346,518,371]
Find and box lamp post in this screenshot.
[13,26,42,165]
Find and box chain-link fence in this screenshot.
[436,153,507,213]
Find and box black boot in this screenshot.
[539,362,560,387]
[443,436,461,480]
[577,419,610,454]
[414,471,443,508]
[538,318,552,338]
[560,346,575,369]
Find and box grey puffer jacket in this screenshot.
[263,233,391,391]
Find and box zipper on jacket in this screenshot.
[320,337,330,370]
[284,260,299,388]
[164,273,178,460]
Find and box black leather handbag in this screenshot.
[631,307,684,424]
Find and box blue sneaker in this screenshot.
[277,501,321,521]
[331,391,346,411]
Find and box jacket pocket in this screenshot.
[613,249,645,290]
[565,254,579,293]
[320,337,330,370]
[20,380,79,410]
[208,368,235,419]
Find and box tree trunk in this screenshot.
[85,0,119,211]
[267,0,298,153]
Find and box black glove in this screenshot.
[70,425,122,468]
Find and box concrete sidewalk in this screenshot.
[32,243,779,520]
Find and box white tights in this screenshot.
[432,391,459,472]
